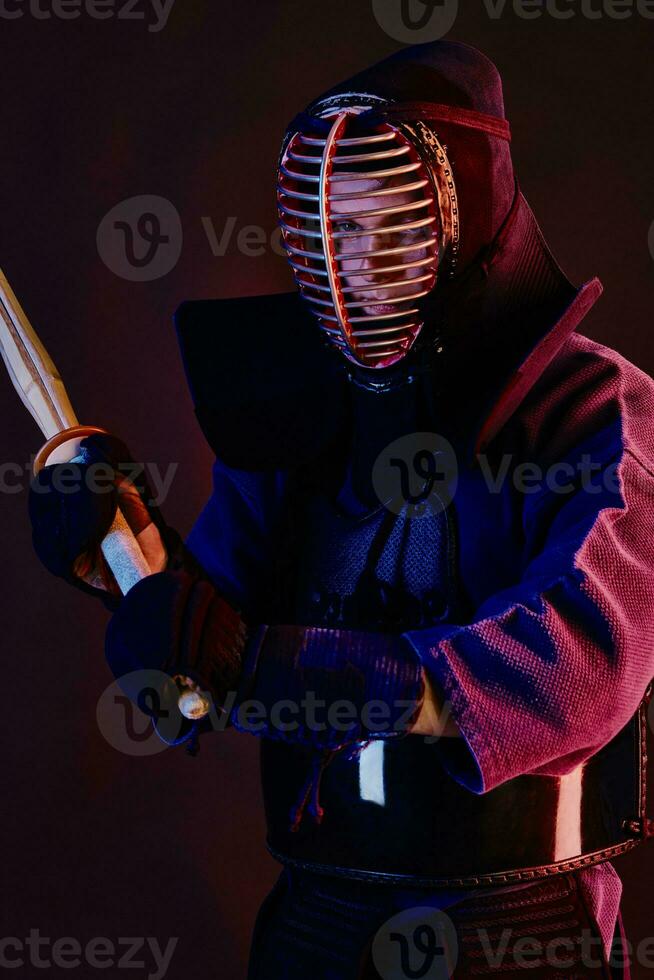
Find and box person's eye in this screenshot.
[399,222,425,242]
[333,220,360,234]
[399,226,428,244]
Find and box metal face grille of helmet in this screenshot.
[277,101,450,371]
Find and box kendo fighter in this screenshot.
[28,40,654,980]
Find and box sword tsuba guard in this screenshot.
[32,424,112,476]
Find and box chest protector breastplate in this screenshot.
[260,484,652,887]
[293,490,458,631]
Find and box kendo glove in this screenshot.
[28,431,186,612]
[105,594,424,763]
[104,566,249,750]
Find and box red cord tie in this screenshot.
[287,740,372,833]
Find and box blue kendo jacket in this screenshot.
[107,188,654,891]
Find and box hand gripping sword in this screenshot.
[0,268,208,721]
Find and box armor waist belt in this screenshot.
[261,697,651,887]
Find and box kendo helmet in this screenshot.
[275,42,516,381]
[276,92,460,371]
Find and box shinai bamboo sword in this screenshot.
[0,267,207,722]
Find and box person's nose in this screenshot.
[350,232,394,283]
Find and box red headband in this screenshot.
[363,102,512,143]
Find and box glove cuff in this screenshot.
[105,568,247,717]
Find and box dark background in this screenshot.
[1,2,653,978]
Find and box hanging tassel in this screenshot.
[288,747,341,832]
[185,725,200,757]
[287,740,374,833]
[288,748,331,832]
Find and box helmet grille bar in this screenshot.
[329,178,430,201]
[299,131,396,147]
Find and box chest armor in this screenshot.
[292,492,458,632]
[260,483,652,887]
